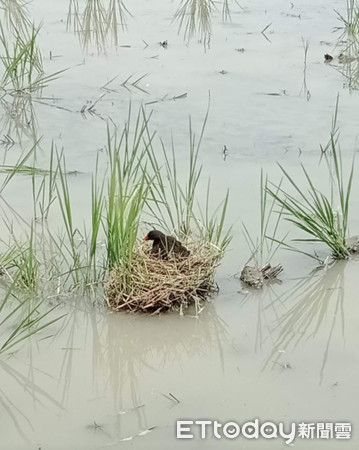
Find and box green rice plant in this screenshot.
[174,0,215,42]
[104,114,151,271]
[107,0,131,41]
[68,0,130,53]
[0,0,31,36]
[66,0,81,32]
[0,23,65,95]
[0,242,23,279]
[13,224,39,291]
[83,156,105,285]
[334,1,359,90]
[173,0,238,42]
[0,23,43,92]
[146,114,205,237]
[0,95,38,142]
[55,152,82,287]
[145,108,231,253]
[267,137,354,260]
[195,180,231,253]
[31,143,58,220]
[0,139,39,194]
[242,171,285,267]
[336,0,359,43]
[0,276,65,354]
[0,218,40,291]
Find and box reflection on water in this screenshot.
[2,258,358,446]
[0,94,38,146]
[0,0,31,36]
[0,356,65,443]
[262,262,346,384]
[174,0,237,44]
[0,300,228,443]
[97,305,228,408]
[67,0,130,53]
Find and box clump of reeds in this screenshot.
[106,242,220,313]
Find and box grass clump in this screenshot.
[104,107,231,313]
[267,136,354,260]
[106,242,220,313]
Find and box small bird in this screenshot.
[143,230,190,258]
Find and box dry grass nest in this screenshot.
[106,242,221,313]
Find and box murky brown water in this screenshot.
[1,0,359,449]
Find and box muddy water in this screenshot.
[1,0,359,449]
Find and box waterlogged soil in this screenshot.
[1,0,359,449]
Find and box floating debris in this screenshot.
[338,53,357,64]
[240,263,283,288]
[346,235,359,254]
[324,53,333,62]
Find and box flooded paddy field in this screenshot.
[1,0,359,449]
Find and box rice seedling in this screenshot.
[242,171,285,269]
[68,0,130,53]
[173,0,215,42]
[11,224,39,291]
[145,108,231,254]
[238,172,285,288]
[55,152,82,287]
[0,23,43,92]
[66,0,81,32]
[104,116,151,272]
[335,0,359,44]
[173,0,240,42]
[0,276,65,355]
[31,143,58,220]
[0,0,31,36]
[333,2,359,91]
[195,180,231,254]
[82,157,104,285]
[0,139,38,194]
[267,136,354,260]
[0,94,38,142]
[0,23,65,95]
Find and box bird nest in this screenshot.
[105,242,221,314]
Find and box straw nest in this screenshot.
[105,242,221,313]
